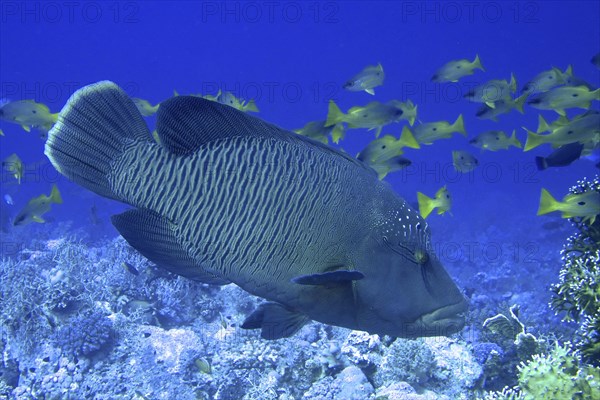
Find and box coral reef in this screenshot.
[0,232,482,399]
[550,175,600,365]
[485,342,600,400]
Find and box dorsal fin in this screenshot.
[155,95,289,155]
[155,95,376,176]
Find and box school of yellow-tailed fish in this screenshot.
[1,54,599,226]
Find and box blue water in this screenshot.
[1,1,599,399]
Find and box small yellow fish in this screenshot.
[294,120,345,145]
[357,126,419,179]
[527,86,600,116]
[2,153,23,184]
[537,188,600,224]
[132,98,160,117]
[521,66,566,94]
[475,94,527,121]
[0,99,58,132]
[470,130,521,151]
[325,100,404,137]
[218,91,259,113]
[431,54,485,83]
[452,150,479,173]
[413,114,466,145]
[417,186,452,219]
[343,63,385,95]
[464,74,517,107]
[13,184,62,226]
[523,112,600,151]
[357,126,420,163]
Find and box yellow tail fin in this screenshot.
[536,114,550,133]
[473,54,485,72]
[523,128,545,151]
[537,188,560,216]
[325,100,345,127]
[452,114,466,136]
[417,192,436,219]
[244,99,260,113]
[398,126,420,149]
[50,184,63,204]
[508,73,517,93]
[513,94,527,114]
[509,130,522,149]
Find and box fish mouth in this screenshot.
[411,299,468,337]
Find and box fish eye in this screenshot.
[381,145,386,149]
[572,94,579,97]
[568,130,574,135]
[32,110,37,114]
[578,201,586,206]
[432,127,437,131]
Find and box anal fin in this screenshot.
[111,209,230,285]
[241,302,308,340]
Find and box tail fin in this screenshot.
[537,188,560,216]
[537,114,550,133]
[325,100,345,127]
[508,73,517,93]
[244,99,260,113]
[523,127,545,151]
[473,54,485,72]
[50,184,62,204]
[44,81,151,201]
[452,114,466,136]
[331,123,346,144]
[398,126,420,149]
[513,94,527,114]
[417,192,436,219]
[509,130,522,149]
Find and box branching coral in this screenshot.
[550,175,600,365]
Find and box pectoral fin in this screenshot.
[241,302,309,340]
[292,270,365,285]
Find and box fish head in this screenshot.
[354,197,467,338]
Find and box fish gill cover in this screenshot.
[0,1,599,399]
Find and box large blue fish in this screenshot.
[45,81,467,339]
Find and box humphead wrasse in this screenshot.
[45,81,467,340]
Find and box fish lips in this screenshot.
[411,299,468,337]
